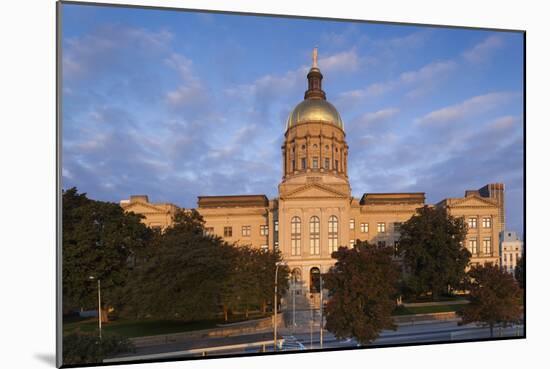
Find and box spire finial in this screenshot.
[312,47,318,68]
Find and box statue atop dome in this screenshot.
[312,47,318,68]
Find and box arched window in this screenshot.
[291,216,301,256]
[309,216,320,255]
[328,215,339,254]
[310,267,320,293]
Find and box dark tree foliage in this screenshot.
[62,188,152,314]
[397,206,470,300]
[122,208,289,321]
[514,255,525,289]
[219,246,289,321]
[123,209,232,321]
[324,241,400,345]
[64,189,289,324]
[63,333,135,365]
[458,263,523,337]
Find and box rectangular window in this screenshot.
[324,158,330,169]
[260,245,268,251]
[360,223,369,233]
[224,226,232,238]
[468,239,478,255]
[349,239,355,247]
[482,217,492,228]
[241,225,251,237]
[349,219,355,230]
[483,237,491,255]
[301,158,306,170]
[205,227,214,236]
[291,217,301,256]
[468,217,478,229]
[328,216,339,253]
[335,160,339,171]
[377,222,386,233]
[260,225,269,236]
[310,218,320,255]
[274,241,279,249]
[504,254,507,262]
[292,159,295,171]
[274,221,279,232]
[312,157,319,169]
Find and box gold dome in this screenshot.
[286,99,344,130]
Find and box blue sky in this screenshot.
[61,3,524,235]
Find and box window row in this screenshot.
[466,237,493,255]
[467,216,492,229]
[205,225,269,238]
[291,158,339,171]
[349,221,402,234]
[291,215,340,256]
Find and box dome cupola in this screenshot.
[286,48,344,130]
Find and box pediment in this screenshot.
[281,183,349,200]
[122,201,166,214]
[451,195,497,208]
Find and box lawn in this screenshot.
[63,312,271,338]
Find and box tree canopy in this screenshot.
[397,206,470,299]
[62,188,152,313]
[514,255,525,289]
[458,263,523,337]
[63,188,290,324]
[324,241,400,345]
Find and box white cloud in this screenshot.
[338,59,456,106]
[399,60,456,84]
[415,92,516,126]
[487,115,520,131]
[63,25,173,80]
[356,108,400,126]
[462,35,504,64]
[319,49,361,72]
[164,53,209,110]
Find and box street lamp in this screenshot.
[273,261,287,351]
[89,276,102,340]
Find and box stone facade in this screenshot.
[120,195,178,231]
[120,51,506,293]
[500,231,523,275]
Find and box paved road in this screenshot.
[105,320,524,362]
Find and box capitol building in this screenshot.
[120,49,505,293]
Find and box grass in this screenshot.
[392,304,466,316]
[63,312,271,338]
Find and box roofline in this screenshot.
[197,194,269,200]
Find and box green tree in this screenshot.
[458,263,523,337]
[219,246,289,321]
[324,241,400,345]
[514,255,525,289]
[62,188,152,319]
[398,206,470,300]
[126,209,232,321]
[63,333,135,365]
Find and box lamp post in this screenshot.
[273,261,286,351]
[89,276,102,340]
[319,272,323,349]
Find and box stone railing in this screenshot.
[130,314,282,348]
